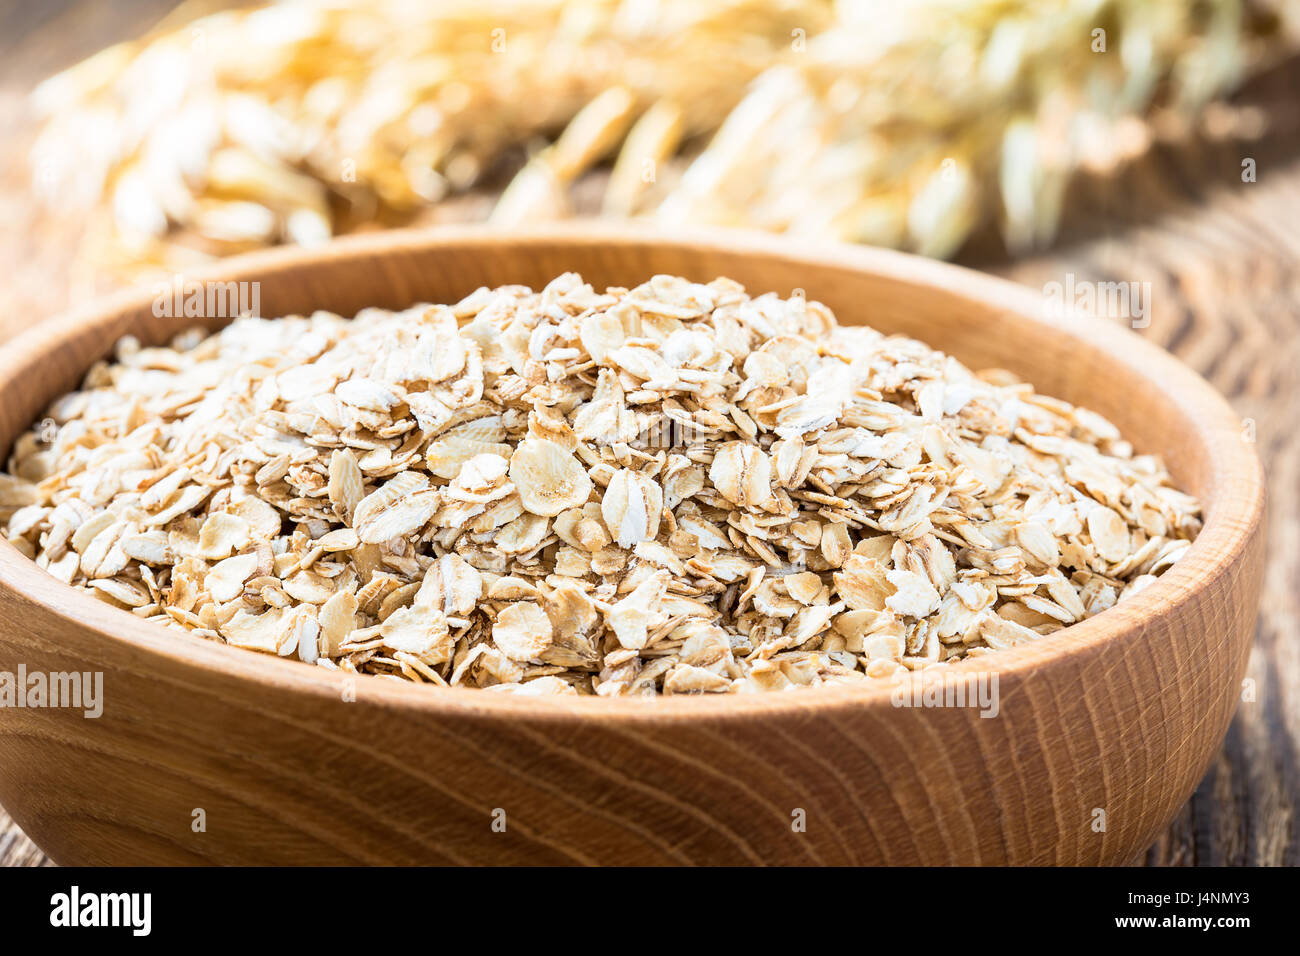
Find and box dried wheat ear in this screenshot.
[30,0,1300,274]
[0,274,1201,695]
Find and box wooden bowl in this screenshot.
[0,225,1264,866]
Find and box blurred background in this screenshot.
[0,0,1297,867]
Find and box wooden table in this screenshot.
[1,2,1296,867]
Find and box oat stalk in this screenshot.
[29,0,1300,275]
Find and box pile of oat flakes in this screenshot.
[0,274,1201,695]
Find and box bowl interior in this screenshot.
[0,224,1262,711]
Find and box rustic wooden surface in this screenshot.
[0,2,1295,866]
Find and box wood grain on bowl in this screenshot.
[0,226,1266,865]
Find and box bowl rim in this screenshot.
[0,223,1266,723]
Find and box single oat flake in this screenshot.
[0,274,1201,695]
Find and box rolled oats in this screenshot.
[1,273,1202,695]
